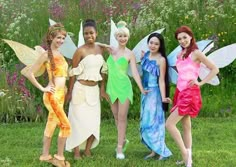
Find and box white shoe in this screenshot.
[116,153,125,159]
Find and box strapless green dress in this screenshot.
[106,55,133,104]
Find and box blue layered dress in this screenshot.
[140,51,172,157]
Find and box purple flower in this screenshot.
[49,0,65,20]
[132,3,141,10]
[36,105,43,113]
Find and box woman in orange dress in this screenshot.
[22,23,71,167]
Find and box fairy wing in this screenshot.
[49,18,77,59]
[168,40,213,66]
[199,43,236,85]
[2,39,46,77]
[206,43,236,68]
[168,67,178,84]
[198,40,214,54]
[199,65,220,85]
[110,19,118,48]
[78,21,85,47]
[132,28,165,63]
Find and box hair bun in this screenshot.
[85,19,95,24]
[83,19,97,30]
[117,21,127,28]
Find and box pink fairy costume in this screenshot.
[170,52,202,118]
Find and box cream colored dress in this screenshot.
[66,54,107,151]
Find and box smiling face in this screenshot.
[116,32,129,46]
[177,32,192,48]
[83,26,97,44]
[51,32,66,48]
[148,36,160,54]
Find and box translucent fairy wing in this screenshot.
[3,39,40,64]
[207,43,236,68]
[49,18,57,25]
[59,35,77,59]
[21,65,46,77]
[168,40,213,67]
[2,39,46,77]
[49,18,77,59]
[197,40,214,54]
[167,45,181,83]
[167,46,182,66]
[132,28,165,63]
[168,67,178,84]
[34,45,46,55]
[110,19,118,48]
[199,43,236,85]
[78,21,85,47]
[199,64,220,85]
[127,64,142,77]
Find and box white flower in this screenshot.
[0,91,6,97]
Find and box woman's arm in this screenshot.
[129,53,146,94]
[158,57,171,103]
[158,57,167,101]
[96,42,114,54]
[21,52,51,92]
[192,50,219,86]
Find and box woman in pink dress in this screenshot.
[165,26,219,167]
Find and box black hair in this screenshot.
[147,33,170,112]
[83,19,97,31]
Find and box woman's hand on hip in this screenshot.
[43,85,55,94]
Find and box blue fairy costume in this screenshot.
[140,51,172,158]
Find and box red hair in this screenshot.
[175,26,198,59]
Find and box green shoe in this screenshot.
[122,139,129,152]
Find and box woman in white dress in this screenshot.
[65,19,107,159]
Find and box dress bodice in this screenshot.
[141,51,160,88]
[106,55,133,104]
[176,52,200,91]
[45,55,68,80]
[69,54,105,81]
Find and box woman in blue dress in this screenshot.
[140,33,172,160]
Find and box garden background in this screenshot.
[0,0,235,167]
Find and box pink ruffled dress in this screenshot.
[170,52,202,118]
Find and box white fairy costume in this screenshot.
[65,54,107,151]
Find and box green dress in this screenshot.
[106,55,133,104]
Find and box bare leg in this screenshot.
[56,137,67,160]
[111,101,119,128]
[116,99,130,154]
[144,151,156,159]
[40,136,53,161]
[84,135,95,156]
[74,146,81,159]
[181,115,192,149]
[42,136,52,156]
[165,108,188,164]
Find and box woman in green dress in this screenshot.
[103,21,147,159]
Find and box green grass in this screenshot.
[0,117,236,167]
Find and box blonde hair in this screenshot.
[115,21,130,37]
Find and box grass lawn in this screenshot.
[0,116,235,167]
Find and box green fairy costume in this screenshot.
[106,55,133,104]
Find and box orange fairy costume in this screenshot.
[43,55,71,138]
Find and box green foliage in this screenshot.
[0,69,46,123]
